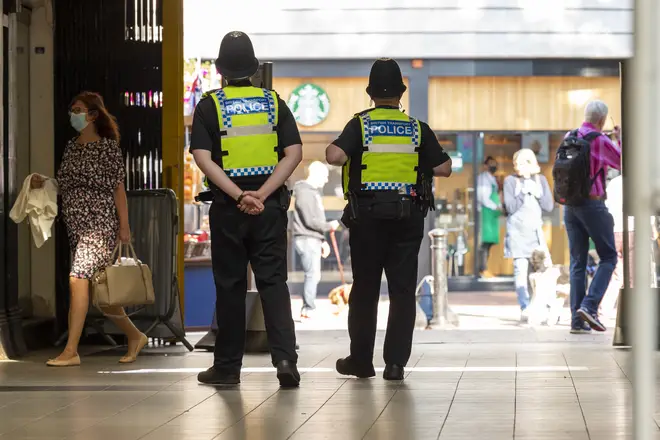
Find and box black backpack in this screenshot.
[552,130,603,206]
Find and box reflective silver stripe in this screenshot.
[222,124,274,138]
[366,143,417,154]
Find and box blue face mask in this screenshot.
[70,113,89,132]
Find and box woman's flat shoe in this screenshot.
[46,354,81,367]
[119,333,148,364]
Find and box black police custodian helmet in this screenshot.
[366,58,407,99]
[215,31,259,80]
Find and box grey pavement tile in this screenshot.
[2,437,66,440]
[515,419,587,432]
[140,428,221,440]
[3,334,660,440]
[288,420,373,440]
[0,398,89,421]
[442,427,514,438]
[439,435,512,440]
[2,417,101,439]
[588,429,633,437]
[0,418,39,436]
[65,426,153,440]
[516,389,578,399]
[214,415,311,440]
[514,434,589,440]
[288,432,362,440]
[364,424,442,440]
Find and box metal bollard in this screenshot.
[428,228,459,327]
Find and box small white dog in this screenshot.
[527,248,570,326]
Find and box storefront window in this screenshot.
[435,131,565,282]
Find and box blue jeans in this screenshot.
[294,236,322,313]
[564,200,617,327]
[513,258,531,311]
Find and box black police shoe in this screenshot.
[383,364,405,381]
[197,366,240,385]
[276,360,300,388]
[336,356,376,378]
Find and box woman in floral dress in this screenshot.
[35,92,147,366]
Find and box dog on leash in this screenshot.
[328,284,352,315]
[527,248,570,326]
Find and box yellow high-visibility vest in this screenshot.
[209,85,279,178]
[343,108,421,194]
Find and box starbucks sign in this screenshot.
[287,83,330,127]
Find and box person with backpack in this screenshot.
[552,99,621,333]
[503,148,554,323]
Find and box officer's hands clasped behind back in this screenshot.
[237,191,264,215]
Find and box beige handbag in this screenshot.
[91,242,155,310]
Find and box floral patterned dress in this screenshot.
[57,138,124,279]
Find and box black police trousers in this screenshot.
[209,197,297,372]
[347,210,425,367]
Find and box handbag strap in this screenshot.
[110,242,122,262]
[111,238,140,263]
[97,239,152,315]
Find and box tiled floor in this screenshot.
[0,329,654,440]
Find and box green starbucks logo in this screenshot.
[287,83,330,127]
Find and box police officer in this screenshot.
[325,58,452,381]
[190,31,303,387]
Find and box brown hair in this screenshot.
[69,91,120,143]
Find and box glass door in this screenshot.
[435,132,477,279]
[478,133,521,279]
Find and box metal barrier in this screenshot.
[428,229,459,327]
[83,190,192,351]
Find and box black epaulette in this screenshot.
[201,88,221,99]
[353,108,375,118]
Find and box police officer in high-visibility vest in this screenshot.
[326,59,452,381]
[190,31,303,387]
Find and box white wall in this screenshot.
[184,0,632,60]
[28,3,55,318]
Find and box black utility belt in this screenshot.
[356,195,415,220]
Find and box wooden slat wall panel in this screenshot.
[273,77,410,132]
[428,76,621,131]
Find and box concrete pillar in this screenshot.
[628,1,658,438]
